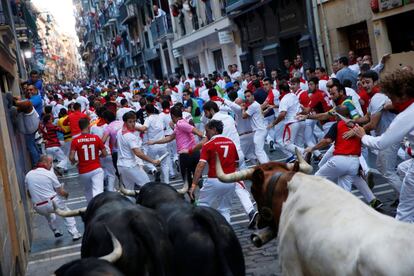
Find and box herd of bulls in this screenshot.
[53,149,414,276]
[53,179,245,276]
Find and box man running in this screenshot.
[69,118,107,203]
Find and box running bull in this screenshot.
[54,192,174,276]
[121,181,245,276]
[216,148,414,275]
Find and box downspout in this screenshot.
[318,0,333,71]
[305,0,321,68]
[312,0,326,68]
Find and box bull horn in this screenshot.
[215,153,254,183]
[177,174,189,194]
[99,226,123,263]
[52,201,86,217]
[287,148,313,174]
[119,184,138,196]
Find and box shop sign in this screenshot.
[218,31,234,44]
[172,48,183,58]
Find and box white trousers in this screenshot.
[319,146,375,202]
[376,143,402,195]
[240,132,256,161]
[304,119,321,157]
[271,122,291,157]
[118,165,150,190]
[396,159,414,222]
[46,146,68,170]
[235,181,254,215]
[316,155,360,191]
[397,159,413,181]
[100,155,117,191]
[147,144,169,184]
[167,140,178,177]
[283,121,306,155]
[198,178,235,223]
[253,129,269,164]
[79,168,104,203]
[34,196,79,235]
[264,115,275,144]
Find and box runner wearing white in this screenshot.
[358,102,414,222]
[143,106,169,184]
[75,92,89,112]
[243,91,269,164]
[159,103,178,179]
[270,91,305,155]
[25,156,81,239]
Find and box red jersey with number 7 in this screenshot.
[200,135,239,178]
[70,133,105,174]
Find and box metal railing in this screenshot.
[150,14,173,42]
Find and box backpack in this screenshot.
[191,98,203,117]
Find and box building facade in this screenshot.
[227,0,318,74]
[0,1,34,275]
[316,0,414,72]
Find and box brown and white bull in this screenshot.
[216,149,414,276]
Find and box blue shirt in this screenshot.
[29,94,43,117]
[336,67,358,90]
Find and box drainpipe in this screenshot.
[305,0,320,68]
[312,0,326,68]
[318,0,333,72]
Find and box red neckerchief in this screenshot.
[300,78,306,84]
[35,163,49,170]
[211,96,224,103]
[368,86,381,99]
[320,75,329,81]
[162,108,170,114]
[335,95,346,106]
[96,118,106,126]
[393,99,414,113]
[279,91,290,100]
[121,124,135,135]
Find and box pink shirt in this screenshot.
[103,120,123,152]
[174,119,196,152]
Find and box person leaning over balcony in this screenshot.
[153,4,166,18]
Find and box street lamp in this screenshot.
[24,50,32,59]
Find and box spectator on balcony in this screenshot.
[153,5,166,18]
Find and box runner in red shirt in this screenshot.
[190,120,238,222]
[63,102,88,138]
[69,117,107,203]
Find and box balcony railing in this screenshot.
[150,14,173,42]
[226,0,258,13]
[119,4,136,25]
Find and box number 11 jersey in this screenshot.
[71,133,105,174]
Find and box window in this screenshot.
[187,56,201,74]
[212,49,224,73]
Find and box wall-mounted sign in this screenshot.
[218,30,234,45]
[172,48,183,58]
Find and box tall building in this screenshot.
[0,1,34,275]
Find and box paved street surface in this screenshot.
[26,146,398,275]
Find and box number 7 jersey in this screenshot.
[70,133,106,174]
[200,135,239,179]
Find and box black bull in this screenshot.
[135,182,246,276]
[76,192,174,276]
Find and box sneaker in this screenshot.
[369,199,384,210]
[269,141,275,152]
[286,155,296,163]
[53,229,63,238]
[248,211,259,229]
[367,171,375,190]
[71,232,82,241]
[391,199,399,208]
